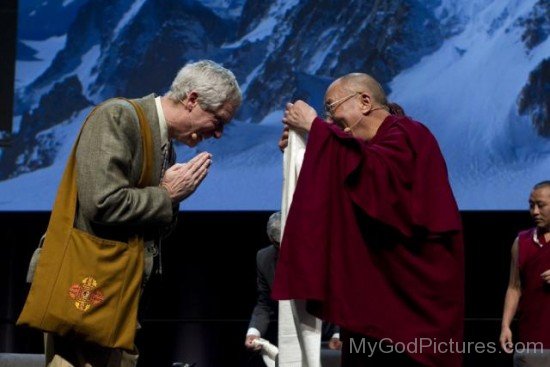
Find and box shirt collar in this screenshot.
[155,96,169,149]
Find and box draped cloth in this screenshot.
[272,116,464,367]
[277,129,322,367]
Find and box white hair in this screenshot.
[167,60,242,111]
[267,211,282,244]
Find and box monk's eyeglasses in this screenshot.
[324,91,361,119]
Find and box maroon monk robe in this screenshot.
[517,229,550,348]
[272,116,464,367]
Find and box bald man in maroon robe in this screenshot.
[500,181,550,366]
[272,73,464,367]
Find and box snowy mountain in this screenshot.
[1,0,548,210]
[389,0,550,209]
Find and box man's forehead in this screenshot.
[325,81,345,100]
[531,187,550,200]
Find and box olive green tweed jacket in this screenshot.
[74,94,174,242]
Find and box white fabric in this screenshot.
[277,129,322,367]
[246,327,261,337]
[263,352,277,367]
[252,338,279,367]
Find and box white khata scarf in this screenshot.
[277,128,322,367]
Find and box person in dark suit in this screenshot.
[245,212,342,353]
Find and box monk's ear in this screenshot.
[360,93,373,114]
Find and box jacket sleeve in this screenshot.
[321,322,340,340]
[76,101,173,226]
[248,252,276,336]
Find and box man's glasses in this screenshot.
[206,109,226,130]
[324,91,361,119]
[181,99,226,130]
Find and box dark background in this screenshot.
[0,1,537,366]
[0,211,534,366]
[0,0,17,142]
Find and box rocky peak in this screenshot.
[518,58,550,137]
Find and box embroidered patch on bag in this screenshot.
[68,276,105,311]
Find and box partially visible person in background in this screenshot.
[500,181,550,366]
[245,212,341,365]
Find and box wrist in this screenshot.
[304,116,317,131]
[160,181,176,203]
[246,327,261,337]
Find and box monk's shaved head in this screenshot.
[338,73,388,106]
[533,181,550,191]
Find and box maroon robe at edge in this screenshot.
[272,116,464,367]
[518,228,550,348]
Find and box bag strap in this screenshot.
[46,98,154,234]
[121,98,153,188]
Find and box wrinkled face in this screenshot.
[529,186,550,230]
[178,101,236,147]
[323,81,364,128]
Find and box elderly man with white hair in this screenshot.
[19,60,241,367]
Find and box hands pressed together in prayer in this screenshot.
[161,151,211,203]
[279,100,317,151]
